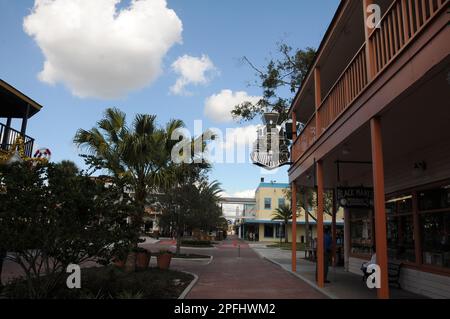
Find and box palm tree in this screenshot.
[272,205,292,243]
[74,108,184,227]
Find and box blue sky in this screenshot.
[0,0,339,196]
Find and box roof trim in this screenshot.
[0,79,43,112]
[288,0,347,116]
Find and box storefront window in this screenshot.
[350,209,373,255]
[386,195,415,262]
[264,224,274,238]
[418,186,450,211]
[275,224,285,238]
[421,211,450,268]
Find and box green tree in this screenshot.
[232,43,316,124]
[74,108,184,229]
[271,205,292,243]
[0,161,136,298]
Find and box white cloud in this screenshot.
[170,54,217,95]
[24,0,183,99]
[204,89,261,123]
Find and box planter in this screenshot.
[113,258,126,269]
[136,251,151,271]
[157,253,173,270]
[124,252,137,273]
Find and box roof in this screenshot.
[257,182,290,190]
[220,197,256,204]
[0,79,43,119]
[243,219,344,226]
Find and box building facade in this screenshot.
[287,0,449,298]
[237,180,344,244]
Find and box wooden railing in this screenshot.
[0,123,35,158]
[369,0,448,75]
[317,44,368,134]
[291,0,448,162]
[292,114,316,160]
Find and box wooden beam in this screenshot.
[291,182,297,272]
[314,67,322,135]
[332,189,337,267]
[316,160,325,287]
[370,117,389,299]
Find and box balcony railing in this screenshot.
[369,0,447,74]
[0,123,35,158]
[292,0,448,162]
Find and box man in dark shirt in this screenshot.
[315,228,333,283]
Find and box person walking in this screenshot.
[315,228,333,284]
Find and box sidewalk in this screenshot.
[149,237,327,299]
[252,246,426,299]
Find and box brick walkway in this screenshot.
[146,236,326,299]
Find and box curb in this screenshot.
[253,248,338,299]
[172,255,214,265]
[178,271,199,300]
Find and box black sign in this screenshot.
[336,187,374,208]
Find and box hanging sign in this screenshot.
[337,187,374,208]
[251,112,291,170]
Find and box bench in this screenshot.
[388,262,403,289]
[361,262,403,289]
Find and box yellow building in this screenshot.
[239,180,344,247]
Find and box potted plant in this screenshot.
[157,250,173,270]
[113,249,128,269]
[134,247,151,271]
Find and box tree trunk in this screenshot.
[284,221,289,244]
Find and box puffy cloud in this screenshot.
[204,89,261,123]
[23,0,183,99]
[170,54,217,95]
[221,189,255,199]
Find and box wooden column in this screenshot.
[363,0,376,80]
[316,161,325,287]
[370,117,389,299]
[332,189,337,267]
[2,117,12,148]
[304,190,310,259]
[291,182,297,272]
[20,104,30,136]
[412,192,423,265]
[314,67,322,135]
[292,111,297,160]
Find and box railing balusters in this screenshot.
[292,0,448,162]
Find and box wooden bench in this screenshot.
[388,262,403,289]
[361,262,403,288]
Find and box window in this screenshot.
[386,195,415,262]
[350,209,373,255]
[419,186,450,268]
[264,224,274,238]
[264,198,272,209]
[275,224,285,238]
[278,198,285,208]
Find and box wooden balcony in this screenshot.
[291,0,448,163]
[0,122,35,158]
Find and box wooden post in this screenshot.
[291,182,297,272]
[363,0,376,80]
[370,117,389,299]
[412,192,423,265]
[314,67,322,135]
[20,104,30,136]
[332,189,337,267]
[292,111,297,160]
[1,117,12,148]
[316,161,325,288]
[304,190,310,259]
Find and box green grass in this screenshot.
[2,266,194,299]
[266,242,306,251]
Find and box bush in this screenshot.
[2,266,193,299]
